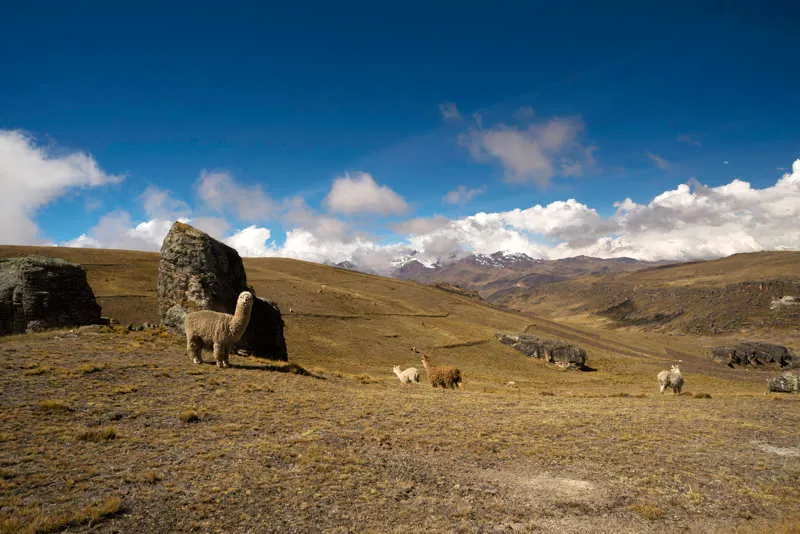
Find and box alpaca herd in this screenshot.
[183,295,695,398]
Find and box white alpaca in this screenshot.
[184,291,254,368]
[657,362,684,394]
[392,365,420,384]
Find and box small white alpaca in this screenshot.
[657,361,684,394]
[184,291,254,368]
[392,365,420,384]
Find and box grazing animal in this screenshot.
[392,365,420,384]
[184,291,254,368]
[657,361,684,394]
[413,347,462,389]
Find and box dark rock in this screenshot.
[157,221,288,359]
[711,342,793,368]
[767,371,800,393]
[0,256,102,336]
[496,332,588,370]
[233,291,288,361]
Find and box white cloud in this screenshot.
[196,170,277,221]
[459,115,589,186]
[439,102,461,122]
[442,185,486,205]
[0,129,123,244]
[64,211,181,251]
[60,155,800,277]
[324,172,409,215]
[224,225,276,257]
[140,185,189,219]
[646,152,670,170]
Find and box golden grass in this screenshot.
[75,427,117,442]
[1,496,123,534]
[1,245,799,532]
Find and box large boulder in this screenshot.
[0,256,102,335]
[711,342,793,368]
[157,221,288,360]
[496,332,588,370]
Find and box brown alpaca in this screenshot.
[414,347,462,389]
[184,291,254,368]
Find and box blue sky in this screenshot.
[1,2,799,271]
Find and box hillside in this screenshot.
[1,245,799,532]
[490,251,800,338]
[393,253,670,299]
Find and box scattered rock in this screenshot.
[496,332,588,370]
[711,341,794,368]
[767,370,800,393]
[156,221,288,360]
[0,256,102,336]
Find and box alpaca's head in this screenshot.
[237,291,254,311]
[392,365,401,374]
[420,354,430,367]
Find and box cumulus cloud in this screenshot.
[443,185,486,206]
[225,225,276,257]
[273,159,800,271]
[64,211,180,251]
[61,154,800,276]
[439,102,461,122]
[140,185,189,219]
[459,115,591,186]
[196,170,277,221]
[0,129,123,244]
[324,172,409,215]
[646,152,670,170]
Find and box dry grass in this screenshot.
[76,427,117,442]
[1,245,799,532]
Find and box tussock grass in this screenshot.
[36,400,72,413]
[76,427,116,442]
[179,410,200,423]
[75,363,103,374]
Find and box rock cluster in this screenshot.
[496,332,587,370]
[711,342,793,368]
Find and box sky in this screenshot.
[1,2,799,273]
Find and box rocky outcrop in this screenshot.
[157,222,288,360]
[0,256,102,335]
[767,370,800,393]
[496,332,588,370]
[711,342,793,368]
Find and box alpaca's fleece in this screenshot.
[657,363,684,394]
[420,354,462,389]
[184,291,254,368]
[392,365,420,384]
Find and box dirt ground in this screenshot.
[2,327,799,533]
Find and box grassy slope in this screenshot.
[1,245,799,532]
[491,251,800,340]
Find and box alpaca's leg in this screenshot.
[213,342,227,368]
[189,336,203,364]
